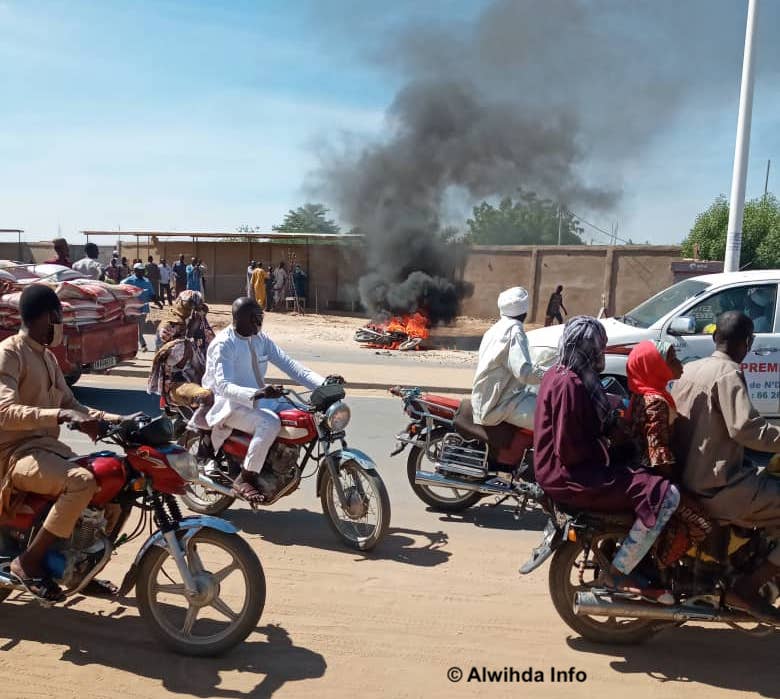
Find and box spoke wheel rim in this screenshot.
[415,438,476,504]
[325,464,381,544]
[566,532,653,636]
[145,534,250,647]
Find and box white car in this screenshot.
[527,270,780,417]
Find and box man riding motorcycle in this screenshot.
[0,285,131,601]
[673,311,780,623]
[472,286,545,430]
[201,297,330,503]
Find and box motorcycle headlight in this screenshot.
[167,450,199,482]
[325,400,351,432]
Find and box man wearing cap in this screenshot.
[122,263,162,352]
[472,287,544,429]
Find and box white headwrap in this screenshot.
[498,286,529,317]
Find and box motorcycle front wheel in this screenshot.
[136,528,265,656]
[406,428,481,512]
[320,460,391,551]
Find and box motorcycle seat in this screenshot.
[453,399,517,451]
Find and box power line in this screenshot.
[565,207,634,245]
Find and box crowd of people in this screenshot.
[9,243,780,623]
[245,260,308,311]
[473,285,780,624]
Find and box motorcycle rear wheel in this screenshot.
[406,428,481,512]
[136,528,265,656]
[179,436,236,516]
[548,532,660,645]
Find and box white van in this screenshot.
[527,271,780,417]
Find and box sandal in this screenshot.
[233,478,265,505]
[9,560,65,603]
[601,570,675,606]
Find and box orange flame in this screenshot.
[362,310,430,350]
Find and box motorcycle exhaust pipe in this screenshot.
[574,590,762,624]
[415,470,517,497]
[196,474,235,498]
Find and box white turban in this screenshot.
[498,286,529,317]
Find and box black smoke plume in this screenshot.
[310,0,780,323]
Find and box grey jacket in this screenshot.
[672,351,780,518]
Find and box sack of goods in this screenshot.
[0,261,144,329]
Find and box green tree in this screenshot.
[466,192,584,245]
[272,203,341,235]
[681,194,780,269]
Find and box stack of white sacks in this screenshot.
[0,271,143,330]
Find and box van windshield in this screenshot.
[617,279,711,329]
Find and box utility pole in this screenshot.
[557,205,563,246]
[764,159,772,197]
[724,0,760,273]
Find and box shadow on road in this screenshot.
[227,507,451,567]
[567,626,780,697]
[73,386,162,417]
[0,601,325,698]
[435,502,548,532]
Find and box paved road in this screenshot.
[1,375,776,699]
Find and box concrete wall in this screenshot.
[1,238,685,320]
[459,245,683,321]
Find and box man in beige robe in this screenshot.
[0,285,122,601]
[673,311,780,622]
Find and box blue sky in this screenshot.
[2,0,780,247]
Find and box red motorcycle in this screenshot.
[167,383,391,551]
[390,378,631,512]
[0,415,265,656]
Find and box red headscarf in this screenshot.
[627,340,676,409]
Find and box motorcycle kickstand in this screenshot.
[513,495,529,521]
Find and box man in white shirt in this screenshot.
[471,286,544,429]
[202,297,325,501]
[158,259,173,306]
[72,243,104,281]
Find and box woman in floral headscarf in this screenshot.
[534,316,680,601]
[156,290,215,349]
[149,290,215,423]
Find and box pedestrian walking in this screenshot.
[545,285,568,326]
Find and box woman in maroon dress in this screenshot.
[533,316,680,600]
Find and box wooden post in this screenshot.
[529,247,542,323]
[602,248,618,317]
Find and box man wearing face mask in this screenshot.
[0,285,128,602]
[202,297,328,503]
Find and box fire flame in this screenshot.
[361,310,430,350]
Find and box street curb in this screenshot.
[106,367,471,394]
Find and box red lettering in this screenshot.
[741,363,748,371]
[759,363,767,373]
[749,363,759,373]
[769,363,779,373]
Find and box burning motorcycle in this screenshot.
[520,483,780,644]
[0,415,265,656]
[354,311,430,351]
[389,386,542,513]
[166,383,391,551]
